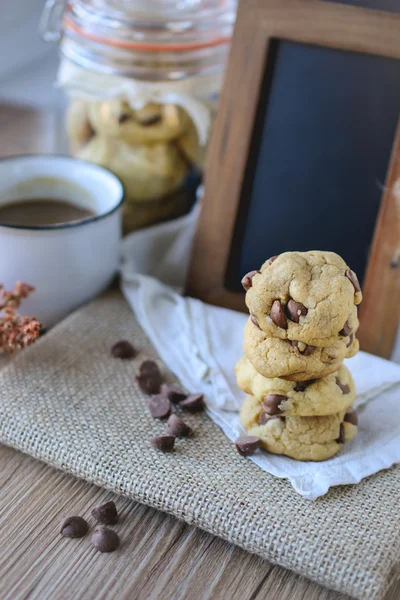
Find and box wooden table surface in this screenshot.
[0,104,398,600]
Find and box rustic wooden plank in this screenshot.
[0,444,357,600]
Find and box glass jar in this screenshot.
[41,0,237,232]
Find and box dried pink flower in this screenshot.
[0,282,41,354]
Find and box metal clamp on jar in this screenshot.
[40,0,237,232]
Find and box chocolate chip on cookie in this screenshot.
[335,378,350,394]
[291,341,316,356]
[293,380,315,392]
[346,333,355,348]
[345,268,361,294]
[267,255,278,265]
[262,394,286,415]
[235,436,260,456]
[251,315,261,329]
[344,409,358,426]
[241,270,260,291]
[286,299,308,323]
[270,300,288,329]
[339,320,352,337]
[258,411,281,425]
[337,424,345,444]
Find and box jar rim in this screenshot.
[63,15,232,53]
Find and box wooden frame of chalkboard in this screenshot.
[187,0,400,359]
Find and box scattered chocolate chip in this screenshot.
[91,526,119,553]
[235,436,260,456]
[346,333,355,348]
[166,414,192,437]
[336,378,351,394]
[294,379,315,392]
[91,501,118,525]
[38,327,47,337]
[161,383,188,404]
[267,255,278,265]
[140,360,161,376]
[337,424,345,444]
[250,315,261,329]
[286,299,308,323]
[149,394,172,419]
[345,268,361,293]
[136,360,163,394]
[344,409,358,426]
[262,394,286,415]
[179,393,205,412]
[241,270,260,291]
[60,516,89,539]
[118,113,130,124]
[291,341,315,356]
[149,435,175,451]
[270,300,288,329]
[111,340,136,359]
[339,320,352,337]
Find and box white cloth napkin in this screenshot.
[121,208,400,499]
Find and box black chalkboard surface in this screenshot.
[188,0,400,358]
[225,39,400,292]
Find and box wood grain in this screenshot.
[187,0,400,358]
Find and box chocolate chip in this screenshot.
[111,340,136,359]
[262,394,286,415]
[337,424,345,444]
[136,114,162,126]
[345,268,361,293]
[136,360,162,394]
[179,393,205,412]
[258,411,281,425]
[235,436,260,456]
[250,315,261,329]
[294,379,315,392]
[344,410,358,426]
[91,501,118,525]
[346,333,355,348]
[241,270,260,291]
[270,300,288,329]
[118,113,130,124]
[336,378,350,394]
[60,516,89,539]
[149,435,175,451]
[286,299,308,323]
[149,394,171,419]
[339,320,352,337]
[91,526,119,553]
[166,414,192,437]
[267,255,278,265]
[140,360,161,376]
[291,341,315,356]
[161,383,187,404]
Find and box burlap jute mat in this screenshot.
[0,291,398,600]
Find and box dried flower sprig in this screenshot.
[0,282,41,354]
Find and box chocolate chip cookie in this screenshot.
[243,251,362,347]
[243,317,359,381]
[240,394,358,461]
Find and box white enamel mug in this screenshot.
[0,155,124,328]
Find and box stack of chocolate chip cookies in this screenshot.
[235,251,362,461]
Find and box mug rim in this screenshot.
[0,154,125,231]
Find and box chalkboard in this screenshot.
[188,0,400,358]
[225,40,400,292]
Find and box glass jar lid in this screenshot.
[42,0,237,80]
